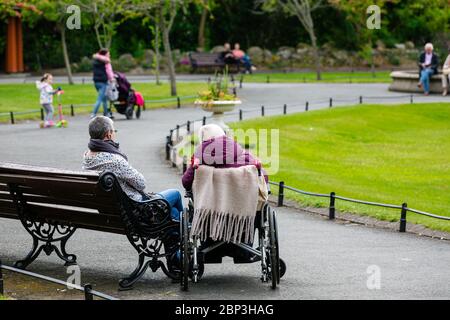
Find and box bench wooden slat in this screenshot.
[0,199,16,215]
[0,163,99,180]
[0,192,12,201]
[22,194,120,214]
[26,203,125,231]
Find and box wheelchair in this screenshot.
[179,170,286,291]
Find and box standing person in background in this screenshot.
[35,73,60,128]
[417,43,439,95]
[91,49,114,118]
[441,48,450,96]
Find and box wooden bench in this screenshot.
[0,163,181,290]
[189,52,240,73]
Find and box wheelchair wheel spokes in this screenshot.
[260,204,270,283]
[180,208,190,291]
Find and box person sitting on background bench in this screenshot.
[232,43,255,74]
[219,43,237,66]
[418,43,439,95]
[82,116,184,221]
[441,47,450,96]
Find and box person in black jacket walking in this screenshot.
[418,43,439,95]
[91,49,113,118]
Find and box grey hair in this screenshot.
[425,43,433,50]
[88,116,114,139]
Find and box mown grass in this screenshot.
[242,71,391,83]
[0,82,208,122]
[230,103,450,232]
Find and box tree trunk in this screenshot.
[60,26,74,85]
[161,21,177,96]
[154,24,161,86]
[197,2,208,50]
[94,24,104,49]
[309,31,321,81]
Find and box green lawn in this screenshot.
[0,295,7,300]
[242,71,391,83]
[230,103,450,232]
[0,82,207,122]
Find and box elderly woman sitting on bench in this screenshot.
[82,116,184,221]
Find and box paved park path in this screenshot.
[0,83,449,300]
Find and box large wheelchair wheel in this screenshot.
[180,208,190,291]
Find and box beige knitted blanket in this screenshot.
[191,165,259,244]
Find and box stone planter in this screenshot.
[195,100,242,129]
[389,70,444,93]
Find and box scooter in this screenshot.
[39,87,67,128]
[55,89,68,128]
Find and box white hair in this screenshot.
[425,43,434,50]
[198,124,225,142]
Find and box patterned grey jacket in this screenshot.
[82,152,146,201]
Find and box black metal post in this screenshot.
[82,78,85,85]
[176,125,180,140]
[239,109,243,121]
[166,136,171,161]
[0,260,4,295]
[207,77,211,84]
[202,116,206,126]
[329,98,333,108]
[305,102,309,111]
[399,203,407,232]
[410,95,413,104]
[143,103,146,111]
[233,87,237,96]
[360,96,363,104]
[329,192,336,220]
[10,112,14,124]
[177,97,181,108]
[283,104,287,115]
[239,76,243,89]
[40,108,44,121]
[261,105,265,117]
[70,104,74,117]
[84,284,94,300]
[277,181,285,207]
[187,121,191,133]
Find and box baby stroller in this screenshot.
[109,72,144,120]
[180,163,286,291]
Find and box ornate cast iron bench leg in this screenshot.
[9,185,77,269]
[14,219,77,269]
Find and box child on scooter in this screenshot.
[36,73,60,127]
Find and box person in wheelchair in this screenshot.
[182,124,269,264]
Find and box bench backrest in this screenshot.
[0,163,126,234]
[189,52,223,66]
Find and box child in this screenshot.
[36,73,59,127]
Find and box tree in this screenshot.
[35,0,81,84]
[197,0,215,50]
[74,0,132,50]
[258,0,324,80]
[128,0,187,96]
